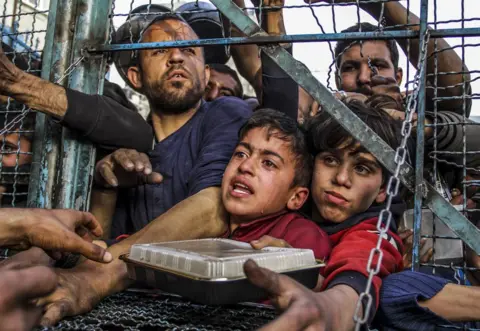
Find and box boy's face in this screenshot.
[222,127,308,223]
[311,142,387,223]
[336,41,402,95]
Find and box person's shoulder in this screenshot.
[203,96,252,119]
[280,212,320,229]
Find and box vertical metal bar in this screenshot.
[411,0,429,271]
[27,0,76,208]
[54,0,112,210]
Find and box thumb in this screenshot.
[144,172,163,185]
[64,233,113,263]
[244,259,297,298]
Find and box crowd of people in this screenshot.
[0,0,479,330]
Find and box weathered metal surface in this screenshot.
[210,0,480,254]
[412,0,430,271]
[86,27,480,54]
[27,0,76,208]
[54,0,112,210]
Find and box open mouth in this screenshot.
[167,70,188,80]
[232,182,253,195]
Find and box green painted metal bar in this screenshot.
[412,0,430,271]
[210,0,480,254]
[27,0,76,208]
[86,27,480,54]
[54,0,112,210]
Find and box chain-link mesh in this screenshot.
[0,0,475,328]
[38,291,277,331]
[0,0,48,208]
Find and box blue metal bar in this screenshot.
[412,0,430,271]
[210,0,480,254]
[27,0,76,208]
[86,28,480,54]
[55,0,112,210]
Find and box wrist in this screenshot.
[0,208,29,247]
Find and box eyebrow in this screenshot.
[354,154,381,169]
[340,60,359,68]
[238,142,285,164]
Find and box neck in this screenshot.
[151,100,201,142]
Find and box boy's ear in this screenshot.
[286,187,310,211]
[375,186,387,204]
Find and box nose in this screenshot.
[204,83,220,101]
[357,63,372,86]
[333,164,352,188]
[238,156,256,176]
[167,48,185,65]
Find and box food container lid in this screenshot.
[128,238,317,279]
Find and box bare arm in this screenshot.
[230,0,287,98]
[89,188,118,239]
[230,0,262,97]
[39,186,228,326]
[361,1,470,112]
[419,283,480,321]
[0,57,67,118]
[244,260,359,331]
[0,46,154,151]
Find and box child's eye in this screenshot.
[323,156,338,166]
[355,165,371,175]
[183,48,195,54]
[262,160,276,168]
[234,151,247,159]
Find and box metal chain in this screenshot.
[353,29,431,330]
[0,55,85,138]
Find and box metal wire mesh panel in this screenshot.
[0,0,48,207]
[38,291,277,331]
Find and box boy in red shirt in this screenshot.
[221,108,331,263]
[248,99,405,330]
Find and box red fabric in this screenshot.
[224,211,331,261]
[321,217,404,307]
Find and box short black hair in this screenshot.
[238,108,312,188]
[334,22,400,72]
[208,63,243,97]
[305,98,403,182]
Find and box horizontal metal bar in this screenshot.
[88,27,480,54]
[88,30,418,53]
[430,28,480,38]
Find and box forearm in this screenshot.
[4,69,67,118]
[419,283,480,321]
[320,285,360,331]
[363,2,469,105]
[89,188,117,239]
[81,187,228,294]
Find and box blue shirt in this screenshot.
[112,97,251,236]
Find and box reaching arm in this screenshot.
[419,283,480,321]
[39,186,228,326]
[361,1,470,114]
[244,259,360,331]
[0,46,154,152]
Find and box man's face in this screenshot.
[0,131,31,167]
[222,127,307,223]
[129,19,209,113]
[204,69,241,101]
[311,142,386,223]
[336,41,402,95]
